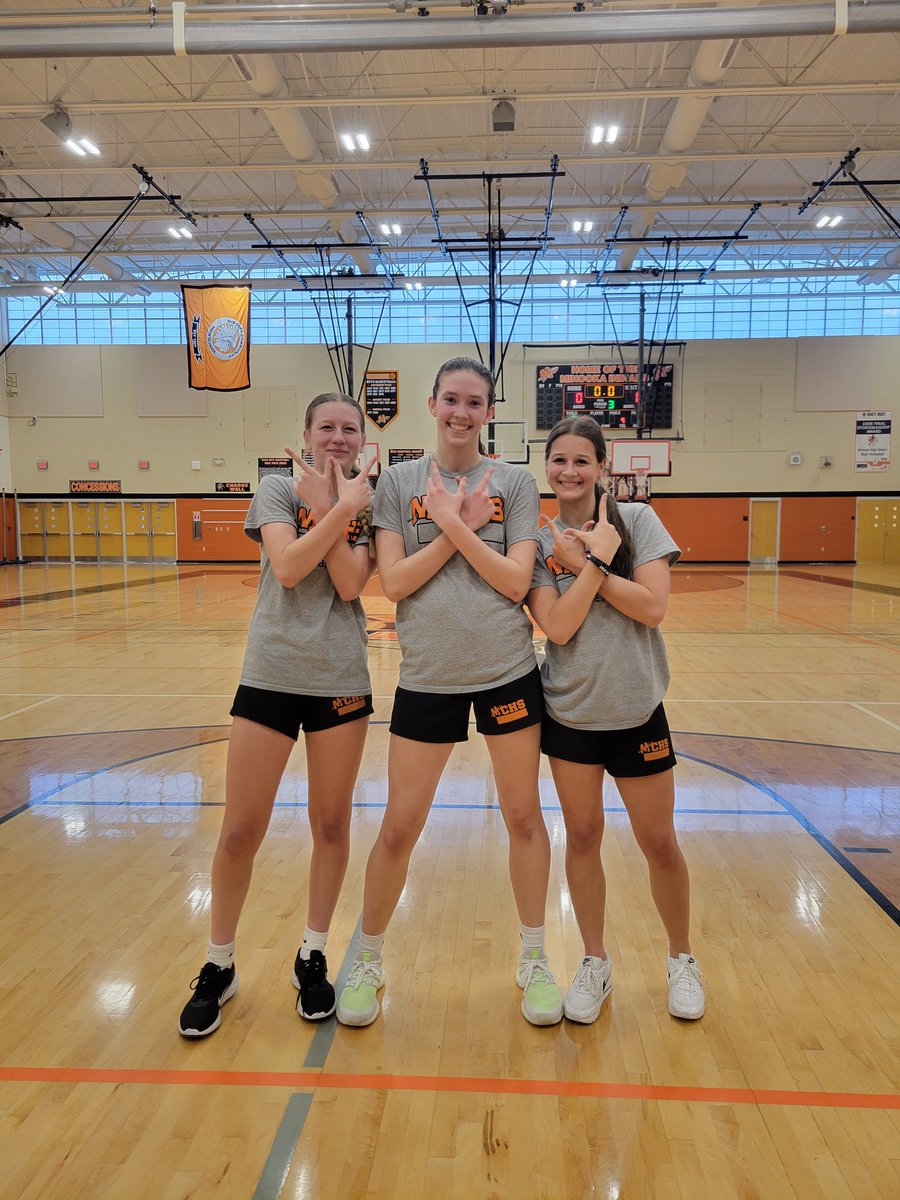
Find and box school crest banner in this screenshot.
[181,284,251,391]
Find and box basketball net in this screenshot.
[633,468,650,501]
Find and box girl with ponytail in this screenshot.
[526,416,706,1026]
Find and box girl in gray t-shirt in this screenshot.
[178,394,375,1040]
[336,356,564,1029]
[527,416,706,1027]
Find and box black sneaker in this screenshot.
[178,962,238,1038]
[291,949,336,1021]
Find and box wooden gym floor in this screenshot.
[0,560,898,1199]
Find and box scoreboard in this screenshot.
[536,363,674,431]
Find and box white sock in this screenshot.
[519,923,545,955]
[358,930,385,959]
[207,939,235,969]
[299,926,328,961]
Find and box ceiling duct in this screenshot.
[616,37,738,271]
[3,7,900,58]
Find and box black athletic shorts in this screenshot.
[389,666,543,744]
[231,684,373,741]
[541,702,677,778]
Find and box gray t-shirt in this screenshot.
[530,503,680,730]
[239,474,371,697]
[373,454,539,693]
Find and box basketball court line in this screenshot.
[850,703,900,732]
[0,695,59,723]
[252,1092,312,1200]
[1,1065,896,1111]
[1,732,894,914]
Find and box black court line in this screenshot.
[843,847,891,854]
[679,751,899,926]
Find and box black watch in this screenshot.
[585,553,611,577]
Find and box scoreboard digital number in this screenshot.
[536,364,674,431]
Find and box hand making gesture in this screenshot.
[459,464,496,531]
[424,460,468,532]
[562,492,621,567]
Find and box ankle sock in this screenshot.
[519,923,545,955]
[299,925,328,961]
[207,939,235,969]
[358,930,385,959]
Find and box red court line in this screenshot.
[2,1066,897,1111]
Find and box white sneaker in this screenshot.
[515,949,564,1025]
[667,953,706,1020]
[336,952,385,1027]
[564,955,612,1024]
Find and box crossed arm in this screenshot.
[262,453,375,600]
[376,463,536,604]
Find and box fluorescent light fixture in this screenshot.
[816,214,830,228]
[405,282,414,290]
[591,126,605,144]
[41,106,101,156]
[829,215,843,227]
[572,220,583,233]
[391,223,402,236]
[179,226,193,238]
[414,282,422,290]
[583,221,594,232]
[168,226,184,238]
[380,223,391,236]
[560,279,569,288]
[340,132,370,151]
[606,126,619,143]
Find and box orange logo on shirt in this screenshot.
[544,554,573,579]
[409,493,504,525]
[332,695,367,716]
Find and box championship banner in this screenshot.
[181,284,251,392]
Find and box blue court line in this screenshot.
[678,751,899,926]
[252,1092,312,1200]
[13,796,789,817]
[302,916,363,1070]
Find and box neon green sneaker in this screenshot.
[336,952,385,1027]
[515,949,564,1025]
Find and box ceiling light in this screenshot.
[583,221,594,232]
[340,132,370,152]
[572,221,583,233]
[606,126,619,143]
[380,224,391,236]
[591,126,605,145]
[829,215,843,227]
[168,226,184,239]
[816,214,830,228]
[391,223,402,236]
[560,279,569,288]
[179,226,193,239]
[414,282,422,290]
[41,105,101,157]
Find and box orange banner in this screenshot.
[181,284,251,391]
